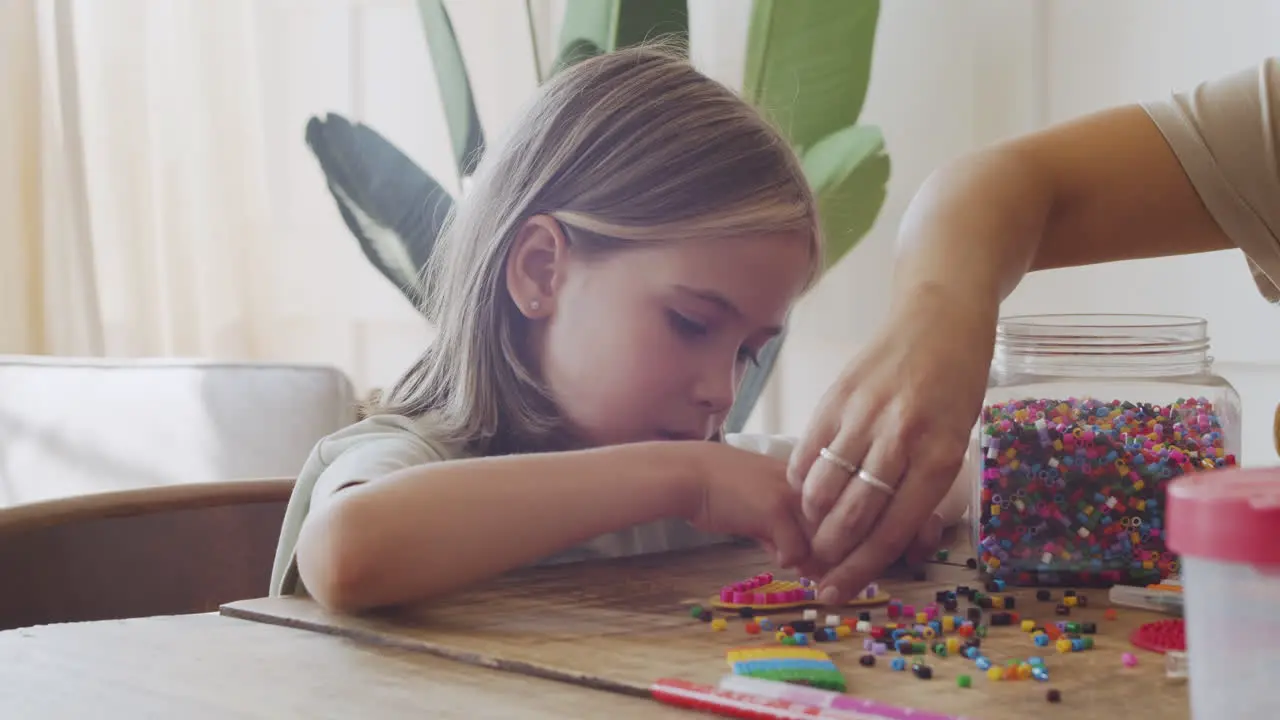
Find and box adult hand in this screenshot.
[684,441,811,571]
[788,288,996,603]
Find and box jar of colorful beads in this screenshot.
[972,314,1240,587]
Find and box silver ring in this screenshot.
[857,468,896,495]
[818,446,858,475]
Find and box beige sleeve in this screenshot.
[1140,57,1280,301]
[269,417,453,597]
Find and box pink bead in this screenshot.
[720,589,734,601]
[902,605,914,616]
[753,593,768,604]
[766,592,783,603]
[732,592,751,603]
[788,589,805,602]
[1122,653,1138,668]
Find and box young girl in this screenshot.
[270,44,960,613]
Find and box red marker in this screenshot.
[650,678,878,720]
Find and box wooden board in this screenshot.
[223,540,1188,719]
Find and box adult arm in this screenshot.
[791,57,1280,603]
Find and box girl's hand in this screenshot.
[683,442,811,570]
[787,289,994,603]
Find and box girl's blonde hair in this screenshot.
[376,42,822,455]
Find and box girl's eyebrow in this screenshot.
[674,285,784,336]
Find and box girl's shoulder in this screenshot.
[312,413,467,466]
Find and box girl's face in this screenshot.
[510,218,814,448]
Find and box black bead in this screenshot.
[965,558,978,569]
[738,607,755,618]
[1003,596,1016,609]
[984,580,1001,592]
[1081,623,1097,635]
[936,590,951,602]
[697,610,713,622]
[1055,604,1070,616]
[1036,589,1052,601]
[859,654,876,667]
[789,620,816,633]
[978,597,993,609]
[943,599,959,612]
[912,664,933,680]
[858,611,872,622]
[956,585,971,595]
[1046,689,1061,703]
[1077,595,1089,607]
[990,612,1012,627]
[967,607,982,622]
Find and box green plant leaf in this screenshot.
[743,0,880,151]
[724,330,786,434]
[417,0,485,177]
[552,0,689,74]
[305,113,455,309]
[803,123,890,268]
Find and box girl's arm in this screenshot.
[296,441,702,612]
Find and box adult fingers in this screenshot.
[787,404,840,491]
[798,425,870,526]
[807,436,907,570]
[816,453,957,603]
[903,512,945,568]
[768,497,812,570]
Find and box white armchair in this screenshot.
[0,356,358,507]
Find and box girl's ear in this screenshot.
[506,215,570,319]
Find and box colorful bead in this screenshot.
[987,666,1003,681]
[1046,689,1061,703]
[1122,652,1138,667]
[835,625,852,638]
[711,618,728,631]
[912,663,933,680]
[860,654,876,667]
[1020,620,1036,632]
[1105,608,1119,620]
[1036,590,1052,601]
[891,658,906,671]
[825,614,841,627]
[803,609,818,621]
[977,397,1233,586]
[745,622,760,634]
[689,604,704,618]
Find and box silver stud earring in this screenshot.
[529,300,541,312]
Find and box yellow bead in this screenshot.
[1017,664,1033,680]
[988,558,1001,570]
[776,631,788,641]
[942,617,956,632]
[1021,620,1036,632]
[946,637,960,654]
[992,596,1005,609]
[835,625,852,638]
[1064,596,1078,607]
[1056,638,1072,654]
[711,618,728,631]
[987,667,1003,681]
[916,612,928,624]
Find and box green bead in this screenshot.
[935,549,950,561]
[976,625,988,638]
[957,675,972,688]
[689,604,704,618]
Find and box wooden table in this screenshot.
[0,613,691,719]
[2,539,1188,719]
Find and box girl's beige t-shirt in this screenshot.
[1140,56,1280,299]
[268,415,798,597]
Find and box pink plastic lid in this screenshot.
[1167,467,1280,566]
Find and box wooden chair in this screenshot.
[0,478,292,631]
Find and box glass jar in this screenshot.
[972,314,1241,588]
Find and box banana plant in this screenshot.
[305,0,888,433]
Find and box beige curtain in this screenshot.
[0,0,274,359]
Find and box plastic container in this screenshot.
[972,314,1241,587]
[1168,467,1280,719]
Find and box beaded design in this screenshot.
[726,647,847,691]
[711,573,889,611]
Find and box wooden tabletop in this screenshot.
[2,536,1189,719]
[0,613,691,719]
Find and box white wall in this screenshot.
[250,0,1280,458]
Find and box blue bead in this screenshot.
[976,657,992,670]
[891,658,906,671]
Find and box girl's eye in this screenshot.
[668,311,708,338]
[738,346,761,367]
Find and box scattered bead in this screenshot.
[957,674,971,688]
[891,658,906,671]
[738,607,756,618]
[936,549,950,561]
[711,618,728,631]
[1063,596,1078,608]
[835,625,852,638]
[1036,590,1052,602]
[912,663,933,680]
[858,611,872,622]
[987,666,1003,681]
[1054,604,1070,616]
[689,604,704,618]
[824,614,841,627]
[965,558,978,569]
[1021,620,1036,632]
[1105,608,1119,620]
[1122,652,1138,668]
[745,621,760,634]
[697,610,713,622]
[802,609,818,621]
[1046,689,1061,703]
[860,654,876,667]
